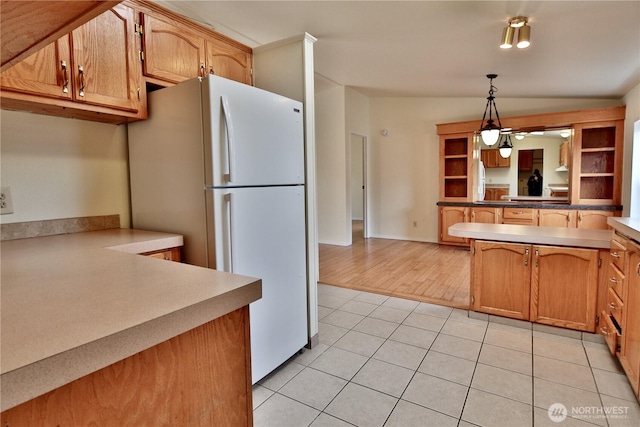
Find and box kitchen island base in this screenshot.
[1,307,253,426]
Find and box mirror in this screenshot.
[477,129,570,202]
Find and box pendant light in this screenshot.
[479,74,503,146]
[498,133,514,158]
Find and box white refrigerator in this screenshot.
[128,75,308,384]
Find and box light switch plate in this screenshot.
[1,186,14,214]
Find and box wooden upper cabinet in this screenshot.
[137,3,253,87]
[1,35,72,100]
[141,13,206,85]
[571,120,624,205]
[71,4,141,113]
[206,38,252,85]
[0,3,145,123]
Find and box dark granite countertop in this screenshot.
[437,201,622,211]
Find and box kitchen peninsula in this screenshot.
[1,228,261,425]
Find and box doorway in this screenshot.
[518,149,544,195]
[350,133,368,240]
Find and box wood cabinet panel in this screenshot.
[577,210,614,230]
[71,5,141,112]
[142,246,181,262]
[481,149,510,168]
[1,36,72,99]
[530,245,599,332]
[141,13,206,84]
[472,241,530,320]
[470,207,501,224]
[206,38,253,84]
[620,241,640,396]
[0,307,253,426]
[439,206,468,245]
[538,209,576,228]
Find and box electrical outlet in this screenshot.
[1,186,14,214]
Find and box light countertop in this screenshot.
[449,222,613,249]
[0,229,261,411]
[608,217,640,243]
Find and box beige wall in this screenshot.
[0,110,130,227]
[316,90,624,244]
[622,82,640,216]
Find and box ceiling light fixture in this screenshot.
[498,133,514,158]
[479,74,503,146]
[500,16,531,49]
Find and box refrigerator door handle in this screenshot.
[224,192,236,273]
[220,95,236,183]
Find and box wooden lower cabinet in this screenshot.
[620,241,640,396]
[142,246,181,261]
[530,245,599,332]
[470,207,501,224]
[0,307,253,426]
[471,241,530,320]
[471,240,599,332]
[577,210,615,230]
[439,206,468,245]
[537,209,576,228]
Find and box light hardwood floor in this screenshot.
[319,221,471,309]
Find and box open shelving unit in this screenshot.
[440,133,473,200]
[572,121,623,205]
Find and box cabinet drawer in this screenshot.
[607,287,624,326]
[503,208,535,220]
[610,238,626,271]
[608,263,625,298]
[600,310,620,355]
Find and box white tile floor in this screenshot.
[252,284,640,427]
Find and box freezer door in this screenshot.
[203,75,305,187]
[211,186,308,383]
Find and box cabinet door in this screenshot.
[531,246,599,332]
[71,4,141,112]
[576,210,614,230]
[537,209,576,228]
[1,35,72,99]
[205,39,252,85]
[142,13,206,84]
[470,207,501,224]
[472,241,530,320]
[620,242,640,396]
[439,207,467,244]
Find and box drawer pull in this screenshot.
[513,211,524,215]
[611,252,621,259]
[601,326,610,336]
[608,302,620,311]
[609,277,619,284]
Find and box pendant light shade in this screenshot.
[517,23,531,48]
[481,128,501,146]
[500,26,515,49]
[498,135,513,158]
[479,74,503,147]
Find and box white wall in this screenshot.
[364,97,622,242]
[0,110,130,227]
[315,77,347,245]
[623,82,640,216]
